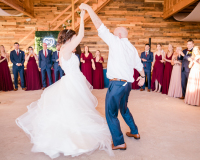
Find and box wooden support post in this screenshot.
[72,0,75,30]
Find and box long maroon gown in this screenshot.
[26,56,41,91]
[81,52,93,85]
[151,55,164,91]
[0,56,13,91]
[162,54,173,94]
[132,69,140,89]
[93,57,104,89]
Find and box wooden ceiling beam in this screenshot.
[163,0,198,19]
[0,0,34,18]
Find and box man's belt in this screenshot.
[109,78,127,82]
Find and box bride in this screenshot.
[16,9,113,159]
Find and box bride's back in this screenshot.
[61,53,80,74]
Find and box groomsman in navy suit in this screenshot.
[52,43,64,82]
[38,43,53,90]
[140,44,153,92]
[10,42,26,91]
[178,39,194,99]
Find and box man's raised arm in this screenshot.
[79,3,102,30]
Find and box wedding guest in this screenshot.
[168,47,182,98]
[0,45,13,91]
[52,43,64,82]
[132,69,140,90]
[140,43,153,92]
[39,43,53,90]
[80,46,95,85]
[178,39,194,99]
[25,46,41,91]
[162,44,173,94]
[151,44,165,93]
[93,50,104,89]
[185,46,200,106]
[10,42,26,91]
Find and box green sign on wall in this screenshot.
[35,31,60,54]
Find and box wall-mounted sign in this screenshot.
[43,37,55,47]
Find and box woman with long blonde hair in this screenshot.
[0,45,13,91]
[184,46,200,106]
[162,44,174,94]
[168,47,182,98]
[151,43,165,93]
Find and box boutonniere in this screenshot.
[188,51,192,55]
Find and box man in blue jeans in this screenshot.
[80,3,145,150]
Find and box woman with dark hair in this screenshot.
[16,9,113,159]
[93,50,104,89]
[162,44,173,94]
[0,45,13,91]
[81,45,95,85]
[151,43,165,93]
[25,46,41,90]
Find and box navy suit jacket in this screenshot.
[178,49,193,72]
[10,50,25,69]
[39,49,52,70]
[52,51,61,70]
[140,51,153,72]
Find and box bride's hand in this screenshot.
[79,3,90,11]
[80,9,85,19]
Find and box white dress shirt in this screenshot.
[43,49,48,56]
[97,23,143,83]
[15,49,20,54]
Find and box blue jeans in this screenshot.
[105,81,138,146]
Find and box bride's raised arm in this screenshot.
[58,10,85,63]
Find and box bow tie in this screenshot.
[187,49,192,51]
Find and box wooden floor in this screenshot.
[0,88,200,160]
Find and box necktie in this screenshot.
[58,51,59,58]
[146,52,148,57]
[45,50,47,58]
[17,51,19,56]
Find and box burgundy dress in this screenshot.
[93,57,104,89]
[0,56,13,91]
[162,54,173,94]
[132,69,140,89]
[26,56,41,91]
[151,55,164,91]
[81,52,93,85]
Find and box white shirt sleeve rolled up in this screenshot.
[97,23,143,83]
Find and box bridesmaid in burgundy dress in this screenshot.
[25,46,41,91]
[81,46,95,85]
[151,44,165,92]
[162,44,173,94]
[132,69,140,90]
[93,50,104,89]
[0,45,13,91]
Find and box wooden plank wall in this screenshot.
[0,0,200,68]
[80,0,200,68]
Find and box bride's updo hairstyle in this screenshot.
[57,29,76,45]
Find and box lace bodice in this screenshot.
[61,53,80,74]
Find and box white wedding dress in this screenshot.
[16,53,113,159]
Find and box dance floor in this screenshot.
[0,88,200,160]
